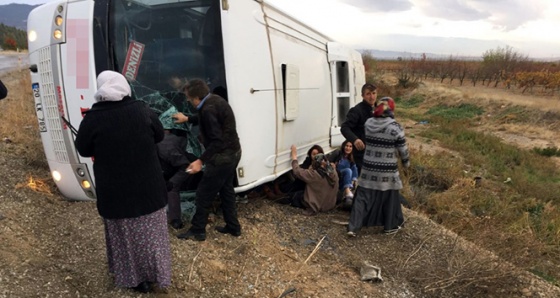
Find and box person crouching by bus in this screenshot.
[347,97,410,237]
[173,78,242,241]
[287,145,339,216]
[75,71,171,293]
[273,144,324,199]
[157,106,199,230]
[0,79,7,99]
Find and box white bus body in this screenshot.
[27,0,365,201]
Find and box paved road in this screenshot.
[0,53,29,74]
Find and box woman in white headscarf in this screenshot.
[75,71,171,293]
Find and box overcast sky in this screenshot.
[267,0,560,59]
[3,0,560,58]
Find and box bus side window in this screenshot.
[336,61,350,125]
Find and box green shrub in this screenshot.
[532,146,560,157]
[427,103,484,120]
[395,94,425,108]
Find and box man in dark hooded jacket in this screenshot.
[173,78,242,241]
[340,83,377,172]
[0,79,7,99]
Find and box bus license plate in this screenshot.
[32,83,47,133]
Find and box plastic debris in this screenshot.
[360,261,383,282]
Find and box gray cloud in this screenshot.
[339,0,412,13]
[343,0,547,31]
[415,0,546,31]
[477,1,545,31]
[415,0,490,21]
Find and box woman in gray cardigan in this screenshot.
[347,97,410,236]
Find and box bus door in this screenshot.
[328,59,351,147]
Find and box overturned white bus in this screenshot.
[27,0,365,201]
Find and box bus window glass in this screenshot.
[336,61,349,93]
[110,0,226,96]
[337,96,349,126]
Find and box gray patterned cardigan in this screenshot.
[359,117,410,191]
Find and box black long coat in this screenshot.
[75,97,167,219]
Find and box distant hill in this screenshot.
[0,3,40,30]
[361,49,482,61]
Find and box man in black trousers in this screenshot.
[340,83,378,172]
[173,79,241,241]
[0,79,7,100]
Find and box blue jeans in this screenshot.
[339,168,355,190]
[337,159,358,190]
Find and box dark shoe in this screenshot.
[302,209,317,216]
[132,281,151,293]
[343,197,353,210]
[177,229,206,241]
[215,226,241,237]
[170,219,184,230]
[263,184,277,199]
[235,195,249,204]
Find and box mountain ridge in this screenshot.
[0,3,39,30]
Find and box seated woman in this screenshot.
[329,140,359,205]
[285,144,338,216]
[262,144,324,198]
[288,144,324,193]
[301,144,324,169]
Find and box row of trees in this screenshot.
[364,46,560,95]
[0,23,27,51]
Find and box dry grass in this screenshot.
[0,69,50,197]
[2,66,560,296]
[0,69,45,165]
[15,175,54,196]
[397,79,560,285]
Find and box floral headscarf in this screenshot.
[373,96,395,118]
[312,153,336,187]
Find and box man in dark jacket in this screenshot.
[0,79,7,99]
[340,83,378,172]
[173,79,242,241]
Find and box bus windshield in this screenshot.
[109,0,225,95]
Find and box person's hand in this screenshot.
[354,139,365,151]
[173,112,188,123]
[290,145,298,161]
[186,159,203,174]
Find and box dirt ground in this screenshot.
[1,71,560,297]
